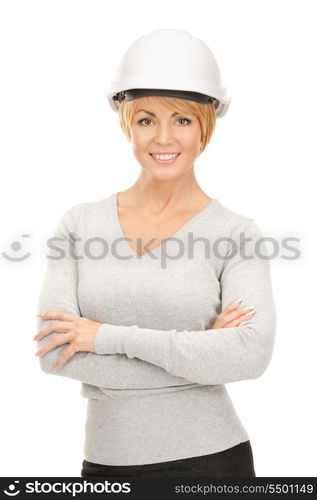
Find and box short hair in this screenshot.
[118,95,217,154]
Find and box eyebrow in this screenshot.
[135,109,180,117]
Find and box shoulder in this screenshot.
[57,194,114,228]
[209,202,272,279]
[208,200,269,264]
[211,198,260,235]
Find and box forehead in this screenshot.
[134,96,173,113]
[135,96,166,106]
[133,96,195,117]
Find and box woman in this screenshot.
[34,29,276,478]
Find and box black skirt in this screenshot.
[81,440,256,478]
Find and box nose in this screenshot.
[155,123,174,146]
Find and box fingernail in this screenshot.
[243,306,255,311]
[240,321,248,326]
[245,311,255,318]
[232,298,243,306]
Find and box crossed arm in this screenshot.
[35,205,276,388]
[35,204,193,389]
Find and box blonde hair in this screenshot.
[118,95,217,154]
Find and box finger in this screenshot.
[222,306,255,326]
[35,333,73,357]
[34,321,72,341]
[37,310,79,321]
[53,345,76,371]
[225,310,256,327]
[223,299,243,313]
[216,301,243,326]
[214,307,245,327]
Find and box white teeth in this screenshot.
[152,153,179,160]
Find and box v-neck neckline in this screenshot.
[112,192,219,259]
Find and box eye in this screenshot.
[137,117,192,126]
[177,118,192,125]
[137,118,152,125]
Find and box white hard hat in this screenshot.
[105,29,231,118]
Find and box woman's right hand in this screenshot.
[211,299,255,329]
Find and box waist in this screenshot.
[81,381,216,400]
[83,385,249,465]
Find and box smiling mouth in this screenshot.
[149,153,181,164]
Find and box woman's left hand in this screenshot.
[34,310,103,371]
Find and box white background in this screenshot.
[0,0,316,477]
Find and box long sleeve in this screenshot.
[35,204,192,389]
[95,218,277,386]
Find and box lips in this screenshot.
[149,152,181,165]
[149,153,181,159]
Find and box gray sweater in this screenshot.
[36,192,276,465]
